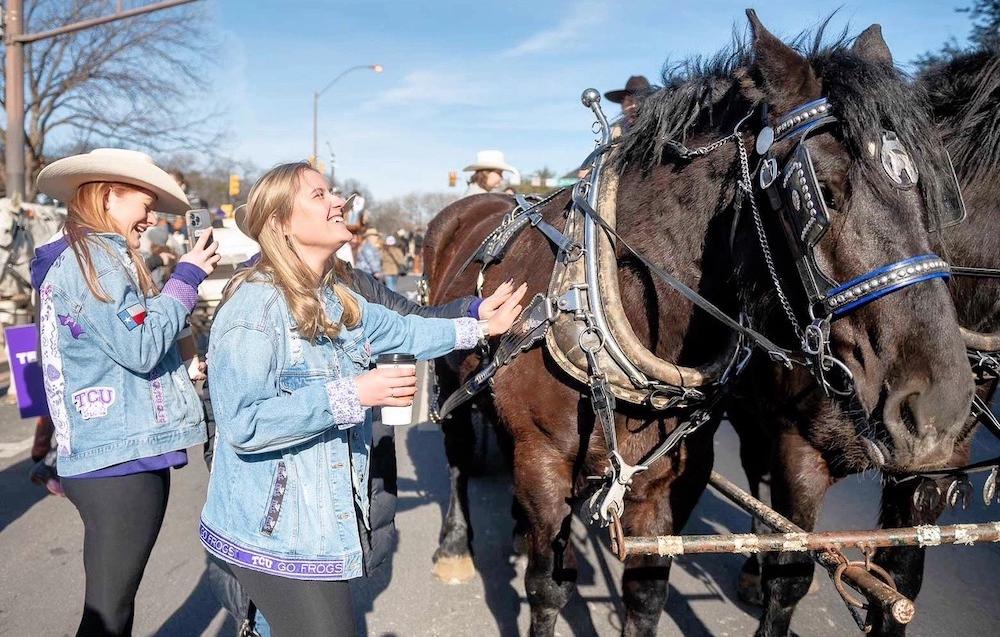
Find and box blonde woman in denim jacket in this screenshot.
[201,162,525,636]
[30,149,220,636]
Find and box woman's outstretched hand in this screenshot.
[485,282,528,337]
[479,279,516,320]
[355,366,417,407]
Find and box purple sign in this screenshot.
[4,324,49,419]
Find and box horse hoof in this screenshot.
[737,570,763,607]
[432,555,476,584]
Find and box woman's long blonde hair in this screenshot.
[224,162,361,341]
[66,182,157,302]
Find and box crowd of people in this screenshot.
[18,74,646,636]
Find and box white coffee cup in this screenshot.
[377,353,417,426]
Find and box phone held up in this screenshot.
[185,208,212,249]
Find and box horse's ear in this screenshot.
[746,9,820,110]
[853,24,893,66]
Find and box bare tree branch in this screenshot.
[1,0,225,196]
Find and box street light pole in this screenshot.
[311,64,382,165]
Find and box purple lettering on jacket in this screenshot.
[71,386,116,419]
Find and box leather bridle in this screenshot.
[749,96,958,394]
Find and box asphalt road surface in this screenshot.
[2,300,999,635]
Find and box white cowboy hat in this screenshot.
[36,148,190,215]
[463,150,517,174]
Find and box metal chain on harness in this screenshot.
[735,128,855,396]
[736,134,802,337]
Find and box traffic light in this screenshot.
[228,174,241,197]
[448,171,457,187]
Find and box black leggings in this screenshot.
[212,556,356,637]
[62,469,170,637]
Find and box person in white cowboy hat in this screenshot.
[29,148,220,636]
[462,150,519,198]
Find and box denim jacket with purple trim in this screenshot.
[200,276,479,580]
[33,233,206,476]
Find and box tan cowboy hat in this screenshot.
[36,148,190,215]
[363,227,380,238]
[463,150,516,174]
[234,193,359,239]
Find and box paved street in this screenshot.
[2,308,1000,635]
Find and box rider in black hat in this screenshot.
[604,75,652,130]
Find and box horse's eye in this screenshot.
[819,183,838,211]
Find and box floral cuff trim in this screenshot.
[162,278,199,313]
[326,378,366,428]
[453,317,481,350]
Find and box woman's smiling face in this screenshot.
[284,168,352,252]
[106,184,157,250]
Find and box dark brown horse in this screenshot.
[425,13,975,636]
[732,45,1000,637]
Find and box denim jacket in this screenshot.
[200,277,478,581]
[32,233,206,476]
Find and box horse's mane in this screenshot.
[616,19,958,230]
[919,46,1000,183]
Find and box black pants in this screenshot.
[62,469,170,637]
[212,556,356,637]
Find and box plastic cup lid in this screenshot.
[376,353,416,365]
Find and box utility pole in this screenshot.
[4,0,25,204]
[326,141,337,189]
[3,0,200,201]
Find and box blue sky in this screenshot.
[206,0,973,198]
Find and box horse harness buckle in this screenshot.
[586,450,648,527]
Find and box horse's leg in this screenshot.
[516,444,576,637]
[731,405,773,606]
[865,456,966,636]
[757,432,833,637]
[431,365,478,584]
[621,430,714,637]
[490,409,530,555]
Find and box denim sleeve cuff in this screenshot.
[453,317,480,350]
[326,378,366,428]
[171,262,209,287]
[467,297,483,319]
[162,278,199,312]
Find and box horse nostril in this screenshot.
[899,395,919,436]
[882,386,919,430]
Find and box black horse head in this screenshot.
[747,13,973,471]
[618,12,974,473]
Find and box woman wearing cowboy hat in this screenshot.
[462,150,518,198]
[29,148,220,636]
[200,161,526,635]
